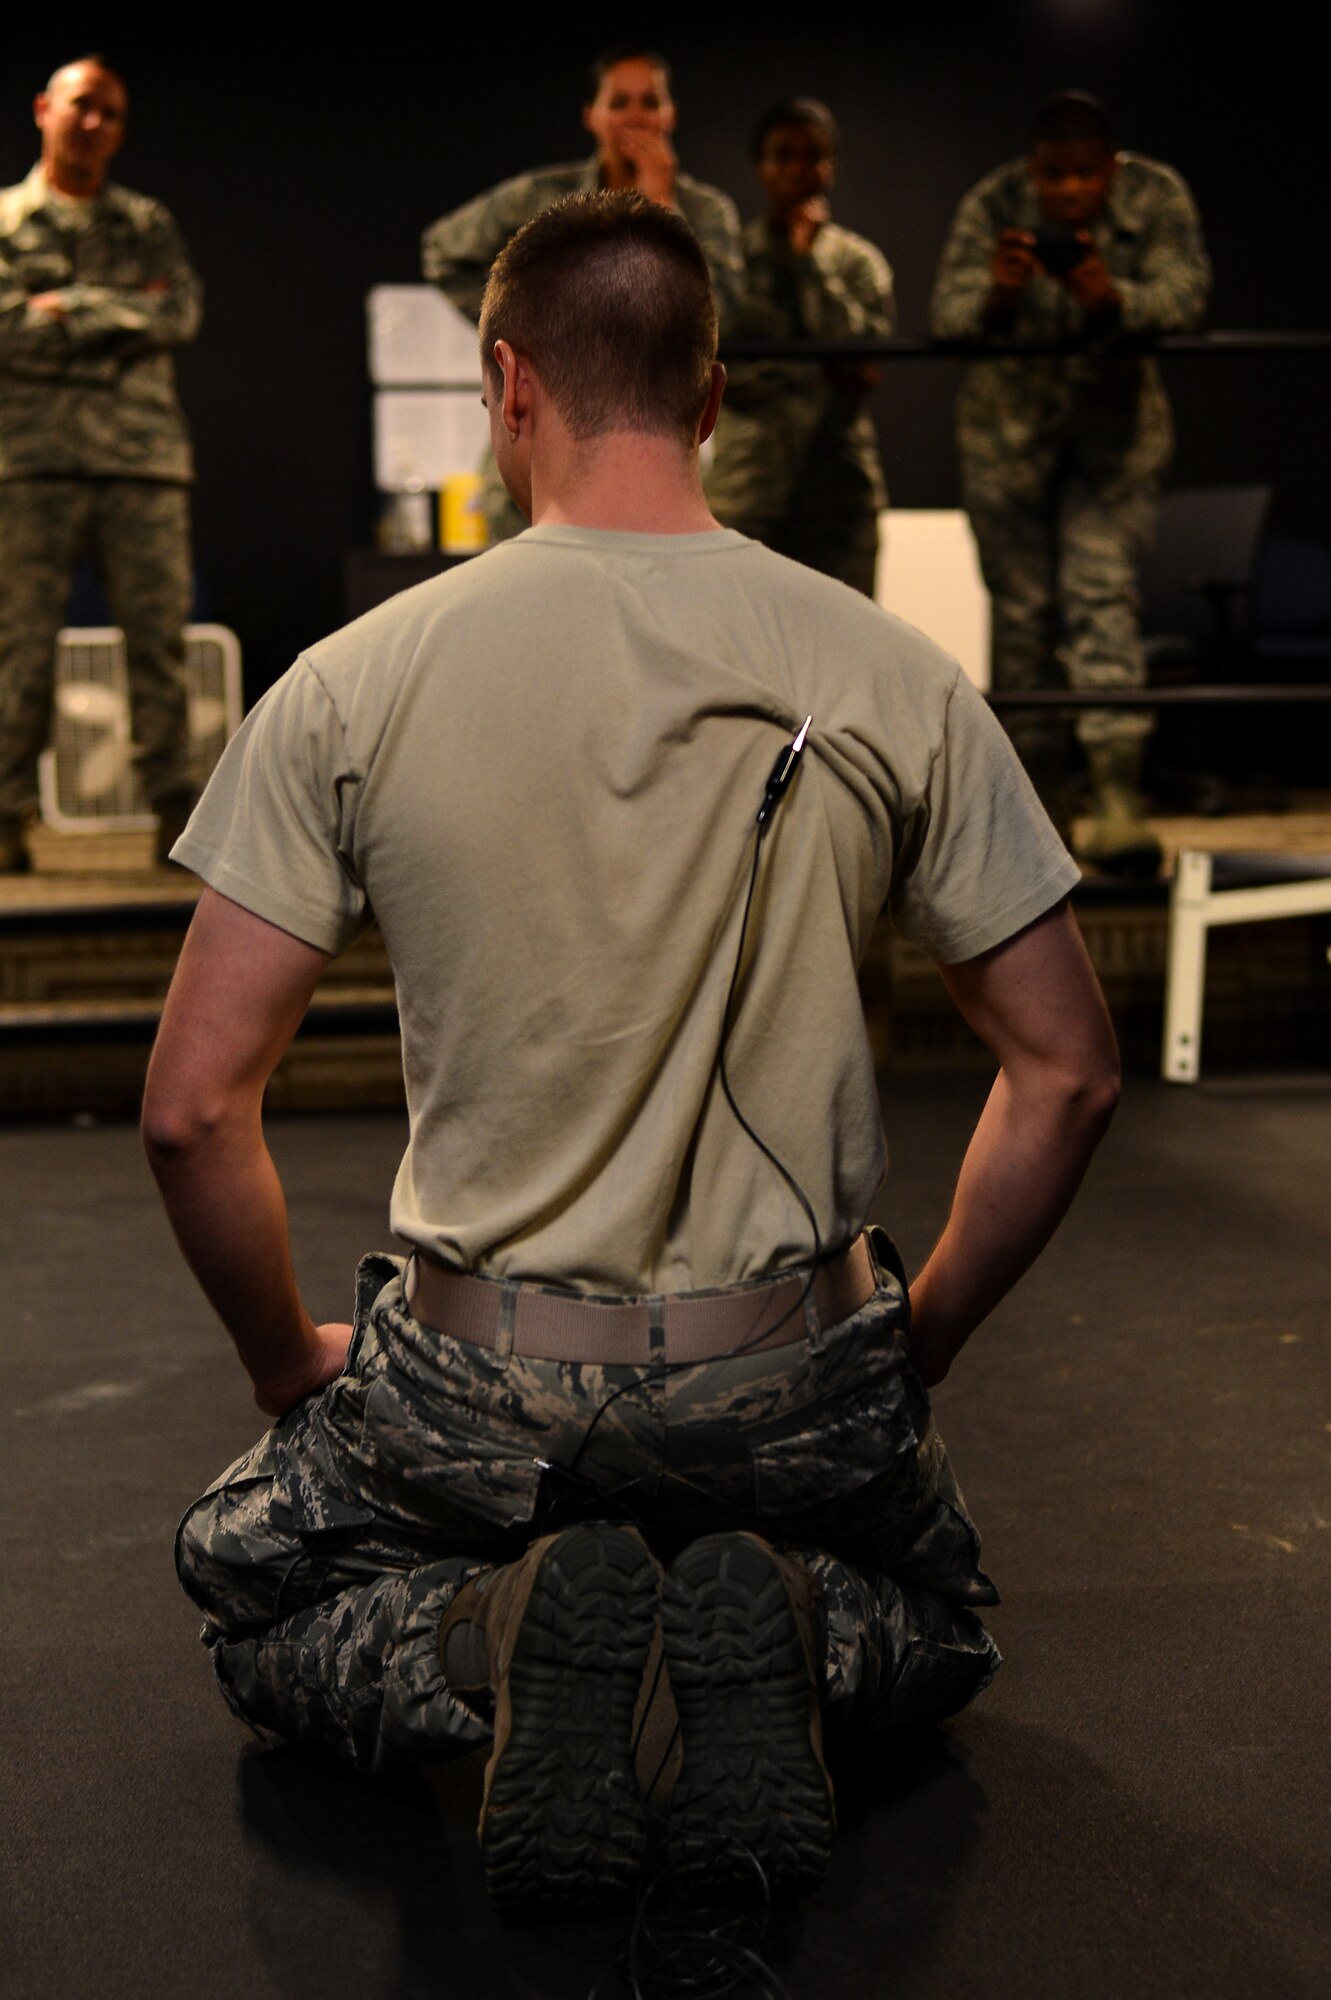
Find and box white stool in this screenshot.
[1161,848,1331,1081]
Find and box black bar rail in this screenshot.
[717,330,1331,360]
[986,685,1331,709]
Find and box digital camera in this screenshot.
[1032,230,1090,279]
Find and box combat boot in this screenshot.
[438,1522,661,1916]
[661,1531,835,1900]
[1076,741,1163,880]
[0,814,31,875]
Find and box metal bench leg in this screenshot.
[1162,850,1213,1083]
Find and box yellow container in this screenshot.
[440,473,489,553]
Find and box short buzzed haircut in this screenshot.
[1028,91,1113,153]
[479,192,716,444]
[586,46,673,101]
[750,97,840,162]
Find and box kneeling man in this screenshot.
[145,193,1118,1915]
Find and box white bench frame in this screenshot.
[1162,847,1331,1081]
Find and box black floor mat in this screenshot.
[3,1075,1327,1998]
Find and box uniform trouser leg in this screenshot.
[709,411,882,599]
[211,1570,482,1770]
[717,506,879,598]
[0,480,93,818]
[704,405,799,552]
[1057,471,1157,753]
[777,507,881,599]
[177,1443,492,1775]
[92,480,194,804]
[800,1552,998,1746]
[964,482,1070,789]
[177,1255,1000,1777]
[779,422,884,599]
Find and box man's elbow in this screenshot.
[1014,1029,1120,1144]
[140,1082,234,1180]
[1063,1046,1122,1138]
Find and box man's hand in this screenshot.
[29,281,167,317]
[990,229,1038,295]
[253,1321,354,1419]
[1066,241,1121,315]
[787,195,829,258]
[983,231,1038,333]
[619,128,678,206]
[824,357,882,399]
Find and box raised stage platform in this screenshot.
[0,823,403,1120]
[3,801,1330,1119]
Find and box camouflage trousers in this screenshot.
[714,495,879,599]
[0,476,194,816]
[965,461,1158,771]
[176,1246,1000,1779]
[706,406,883,598]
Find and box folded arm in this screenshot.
[142,888,348,1417]
[801,233,895,340]
[422,180,534,323]
[1,210,202,365]
[907,899,1121,1385]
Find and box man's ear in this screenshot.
[698,361,727,445]
[493,337,530,441]
[33,92,49,133]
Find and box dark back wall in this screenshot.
[3,6,1326,698]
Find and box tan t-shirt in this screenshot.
[176,527,1078,1293]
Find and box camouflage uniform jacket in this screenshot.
[422,156,745,334]
[709,216,894,517]
[929,153,1210,497]
[0,165,201,482]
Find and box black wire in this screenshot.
[571,796,819,2000]
[714,831,823,1300]
[572,768,818,2000]
[586,1843,792,2000]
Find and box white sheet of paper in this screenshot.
[373,390,491,490]
[367,285,482,386]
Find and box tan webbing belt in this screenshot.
[404,1233,879,1366]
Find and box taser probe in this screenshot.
[755,715,813,827]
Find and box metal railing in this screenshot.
[714,329,1331,718]
[718,330,1331,360]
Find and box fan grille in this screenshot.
[38,625,242,830]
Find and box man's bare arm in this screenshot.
[907,900,1121,1386]
[142,888,350,1417]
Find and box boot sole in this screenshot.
[481,1524,658,1916]
[661,1533,834,1900]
